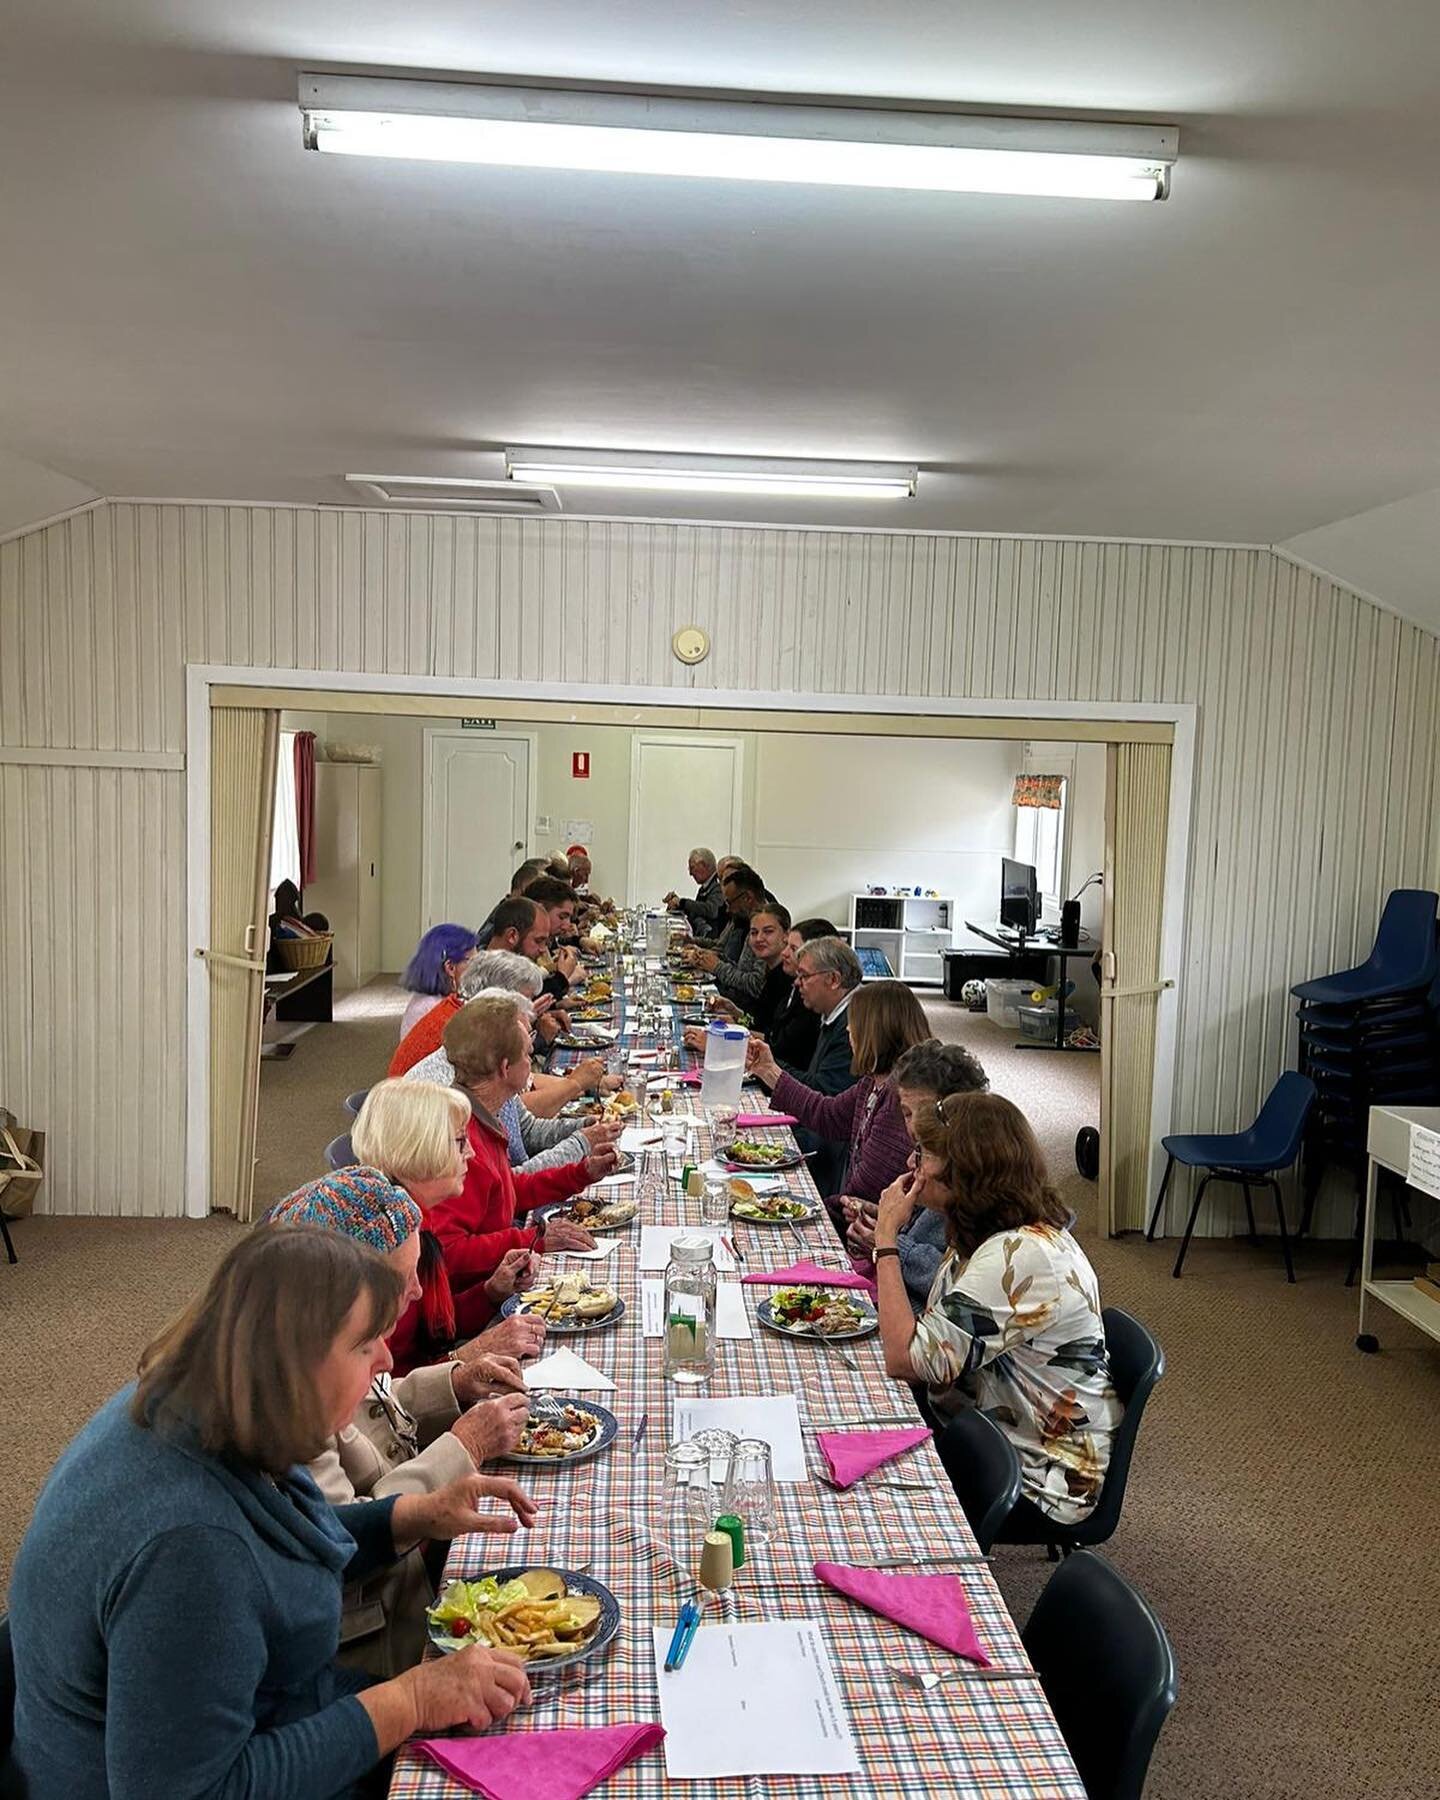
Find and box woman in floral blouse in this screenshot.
[874,1091,1119,1526]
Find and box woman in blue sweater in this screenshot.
[2,1228,536,1800]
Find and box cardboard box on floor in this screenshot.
[0,1121,45,1217]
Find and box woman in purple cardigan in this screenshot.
[746,981,931,1232]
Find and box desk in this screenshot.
[1356,1105,1440,1353]
[964,920,1101,1053]
[388,940,1083,1800]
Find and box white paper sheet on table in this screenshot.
[523,1347,616,1391]
[639,1225,735,1273]
[550,1237,619,1261]
[671,1393,806,1481]
[618,1127,668,1153]
[641,1278,751,1340]
[653,1619,860,1779]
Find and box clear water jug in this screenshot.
[645,913,669,959]
[663,1235,717,1385]
[699,1021,748,1111]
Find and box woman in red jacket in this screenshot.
[429,994,618,1294]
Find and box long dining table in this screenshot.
[388,926,1085,1799]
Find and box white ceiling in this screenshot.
[4,1,1440,623]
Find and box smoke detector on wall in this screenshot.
[346,474,563,512]
[672,625,711,665]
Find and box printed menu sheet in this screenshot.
[1407,1123,1440,1200]
[653,1618,861,1779]
[671,1393,807,1481]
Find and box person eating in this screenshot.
[265,1167,537,1677]
[428,996,616,1323]
[841,1038,990,1305]
[744,979,928,1205]
[873,1091,1119,1529]
[397,924,477,1039]
[681,862,771,1003]
[685,903,793,1045]
[474,859,549,948]
[348,1079,548,1375]
[3,1229,535,1800]
[665,846,726,934]
[519,875,582,995]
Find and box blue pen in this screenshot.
[671,1603,704,1671]
[664,1602,698,1671]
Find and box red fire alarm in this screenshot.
[572,751,590,779]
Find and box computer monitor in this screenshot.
[1000,857,1039,935]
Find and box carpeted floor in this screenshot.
[3,980,1438,1798]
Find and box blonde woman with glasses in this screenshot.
[348,1079,544,1376]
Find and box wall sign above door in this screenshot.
[461,717,497,729]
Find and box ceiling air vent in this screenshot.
[345,474,563,513]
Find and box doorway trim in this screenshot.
[186,663,1196,1220]
[626,730,747,906]
[420,728,539,933]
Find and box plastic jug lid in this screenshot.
[708,1022,748,1040]
[668,1234,715,1264]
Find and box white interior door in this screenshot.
[627,734,745,906]
[423,734,532,930]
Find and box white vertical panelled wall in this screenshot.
[2,503,1439,1222]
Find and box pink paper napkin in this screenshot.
[813,1562,991,1664]
[815,1426,932,1488]
[740,1260,878,1295]
[733,1112,799,1128]
[416,1724,665,1800]
[678,1071,702,1085]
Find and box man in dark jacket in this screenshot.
[666,848,727,935]
[758,933,861,1195]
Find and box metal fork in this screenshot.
[888,1661,1042,1690]
[528,1393,568,1425]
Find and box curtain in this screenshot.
[1012,773,1066,809]
[295,730,318,888]
[1099,742,1171,1234]
[270,731,301,891]
[208,707,280,1223]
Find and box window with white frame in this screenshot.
[270,731,300,894]
[1014,777,1068,916]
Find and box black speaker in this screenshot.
[1060,900,1081,947]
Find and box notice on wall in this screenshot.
[1407,1124,1440,1200]
[562,819,592,845]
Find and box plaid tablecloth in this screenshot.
[389,948,1084,1799]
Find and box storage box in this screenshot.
[1018,1005,1081,1041]
[986,979,1032,1029]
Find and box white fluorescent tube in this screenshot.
[300,77,1176,202]
[504,452,917,501]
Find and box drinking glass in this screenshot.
[659,1442,714,1567]
[710,1103,738,1157]
[701,1173,730,1228]
[687,1427,739,1509]
[720,1438,779,1548]
[627,1069,651,1115]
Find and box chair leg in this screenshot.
[1240,1181,1259,1244]
[1172,1174,1211,1279]
[1266,1177,1296,1284]
[0,1204,16,1266]
[1146,1154,1175,1241]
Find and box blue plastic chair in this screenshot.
[1146,1072,1316,1281]
[342,1088,370,1119]
[1291,889,1438,1005]
[323,1132,356,1171]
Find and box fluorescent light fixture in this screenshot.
[300,75,1177,202]
[503,449,917,502]
[346,474,562,512]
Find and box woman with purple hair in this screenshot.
[398,923,477,1038]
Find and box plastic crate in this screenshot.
[1018,1004,1081,1041]
[985,979,1032,1029]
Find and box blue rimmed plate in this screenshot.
[498,1398,619,1467]
[427,1565,621,1674]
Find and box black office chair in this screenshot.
[934,1411,1022,1554]
[323,1133,356,1171]
[1022,1550,1178,1800]
[997,1309,1164,1556]
[1,1612,15,1763]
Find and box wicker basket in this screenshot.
[273,932,334,972]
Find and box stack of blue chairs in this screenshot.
[1291,889,1439,1227]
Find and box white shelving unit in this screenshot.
[848,894,956,985]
